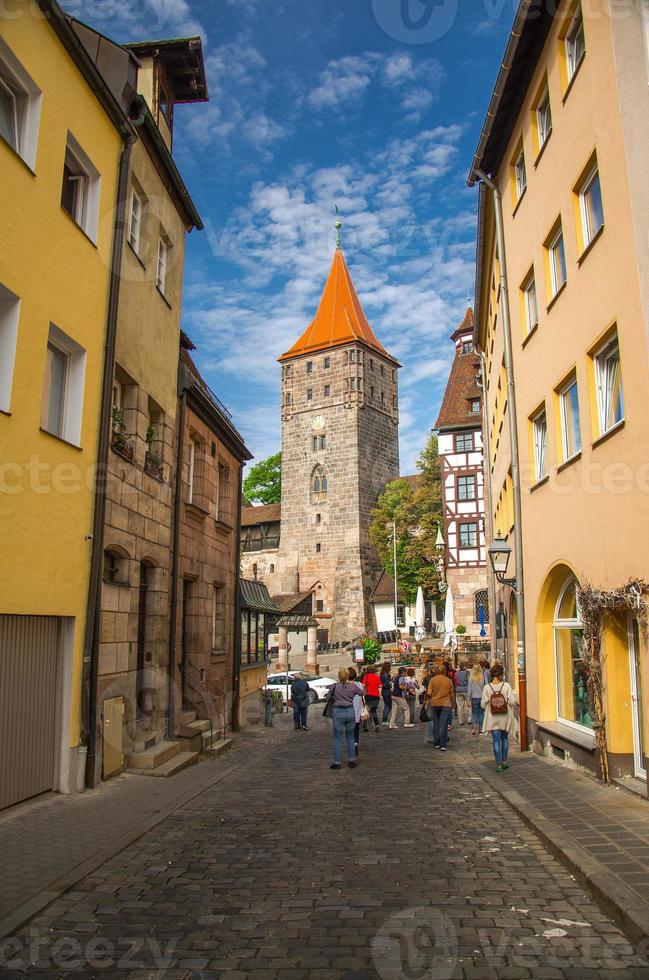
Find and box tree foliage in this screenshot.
[369,433,443,605]
[243,452,282,505]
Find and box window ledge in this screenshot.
[156,285,172,310]
[215,519,234,535]
[39,426,83,451]
[0,409,11,417]
[530,474,550,493]
[185,501,210,520]
[536,719,595,753]
[577,225,604,267]
[126,239,146,269]
[210,650,227,660]
[522,323,539,349]
[533,131,552,169]
[592,418,625,449]
[562,56,585,104]
[60,206,98,248]
[546,280,567,314]
[512,187,527,219]
[0,134,36,176]
[557,451,581,474]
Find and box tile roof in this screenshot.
[241,503,282,527]
[278,248,400,366]
[435,309,482,431]
[369,569,403,604]
[239,579,280,613]
[271,591,314,613]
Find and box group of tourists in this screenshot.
[314,658,517,773]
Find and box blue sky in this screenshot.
[66,0,514,472]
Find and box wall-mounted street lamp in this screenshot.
[488,532,516,587]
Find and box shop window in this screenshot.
[554,577,591,729]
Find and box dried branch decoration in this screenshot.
[576,579,647,783]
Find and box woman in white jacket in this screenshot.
[480,662,517,772]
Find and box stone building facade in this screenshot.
[435,310,490,641]
[94,34,207,779]
[242,245,400,643]
[172,342,251,740]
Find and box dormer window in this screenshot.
[462,341,474,354]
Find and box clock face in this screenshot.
[312,415,326,431]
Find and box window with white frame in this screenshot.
[594,334,623,434]
[41,323,87,445]
[0,283,20,413]
[469,398,481,414]
[532,407,548,482]
[455,432,473,452]
[60,133,100,241]
[459,522,478,548]
[536,85,552,151]
[548,225,567,297]
[128,186,145,255]
[579,166,604,248]
[566,5,585,82]
[523,270,538,334]
[212,584,226,655]
[0,39,41,169]
[156,235,170,295]
[514,146,527,201]
[554,577,591,730]
[559,377,581,460]
[457,475,476,501]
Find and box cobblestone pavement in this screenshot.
[2,713,649,979]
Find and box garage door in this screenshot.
[0,615,60,810]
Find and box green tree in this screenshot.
[243,452,282,505]
[369,433,443,604]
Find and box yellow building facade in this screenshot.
[0,6,127,806]
[471,0,649,786]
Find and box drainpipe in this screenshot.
[83,130,135,788]
[231,463,244,732]
[168,364,193,738]
[474,169,529,752]
[477,350,500,670]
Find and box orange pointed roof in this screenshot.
[278,248,400,365]
[451,307,474,341]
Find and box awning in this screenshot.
[239,579,281,613]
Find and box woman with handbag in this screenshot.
[347,667,367,754]
[480,662,517,772]
[325,667,364,769]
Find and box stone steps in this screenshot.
[127,751,199,778]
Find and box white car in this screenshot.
[264,672,337,705]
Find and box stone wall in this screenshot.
[446,565,490,640]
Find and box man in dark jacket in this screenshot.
[291,673,310,731]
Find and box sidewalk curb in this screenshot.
[0,762,236,941]
[480,764,649,950]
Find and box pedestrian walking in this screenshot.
[388,667,410,728]
[480,662,517,772]
[290,672,310,731]
[362,665,382,731]
[327,668,364,769]
[380,661,393,723]
[455,662,470,726]
[468,662,486,735]
[347,666,365,753]
[404,668,420,726]
[425,664,455,750]
[480,658,491,685]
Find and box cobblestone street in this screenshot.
[2,715,649,979]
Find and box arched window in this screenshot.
[474,590,489,624]
[554,577,591,730]
[103,547,129,585]
[311,465,328,498]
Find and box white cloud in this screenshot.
[308,54,378,110]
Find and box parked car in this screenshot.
[264,672,337,705]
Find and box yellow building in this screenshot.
[0,2,131,807]
[470,0,649,787]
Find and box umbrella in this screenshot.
[443,587,457,650]
[415,586,426,631]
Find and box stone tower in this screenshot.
[277,242,400,641]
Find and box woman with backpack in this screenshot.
[480,662,517,772]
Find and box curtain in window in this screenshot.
[534,415,547,479]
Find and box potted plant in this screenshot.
[111,407,133,461]
[144,424,164,479]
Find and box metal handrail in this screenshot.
[179,657,228,743]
